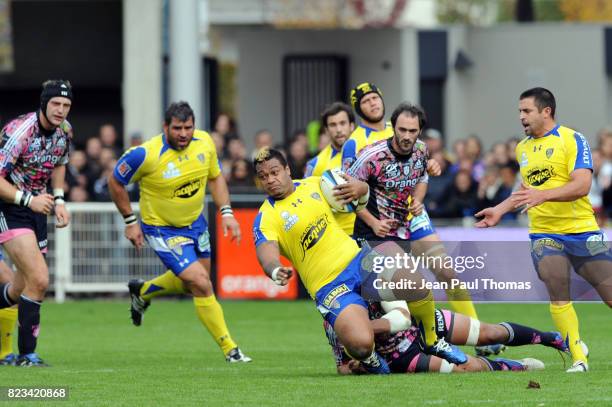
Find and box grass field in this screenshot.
[0,300,611,406]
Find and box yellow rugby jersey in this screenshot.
[113,130,220,227]
[341,122,393,171]
[253,177,361,297]
[516,124,598,234]
[305,145,355,235]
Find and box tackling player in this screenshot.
[109,101,251,363]
[325,301,568,375]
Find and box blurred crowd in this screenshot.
[63,114,612,226]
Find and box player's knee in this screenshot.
[27,273,49,294]
[479,324,503,344]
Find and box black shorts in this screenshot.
[0,202,48,252]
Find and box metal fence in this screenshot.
[50,203,165,303]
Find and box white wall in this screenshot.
[215,27,419,149]
[447,24,608,149]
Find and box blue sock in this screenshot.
[500,322,557,346]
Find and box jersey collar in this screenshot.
[267,181,301,207]
[530,124,560,139]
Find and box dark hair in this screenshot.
[520,87,556,118]
[390,102,427,130]
[253,147,288,168]
[321,102,355,128]
[164,101,195,125]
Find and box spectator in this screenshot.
[66,149,88,189]
[251,130,274,160]
[69,185,89,202]
[214,112,238,144]
[423,128,444,155]
[425,151,453,214]
[317,131,331,153]
[591,149,611,226]
[491,142,510,167]
[287,136,310,179]
[229,159,255,188]
[227,138,247,161]
[210,131,225,159]
[438,170,478,218]
[99,123,123,157]
[465,135,485,181]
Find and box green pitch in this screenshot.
[1,301,610,406]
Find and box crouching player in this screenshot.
[326,301,569,374]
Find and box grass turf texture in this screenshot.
[0,301,610,406]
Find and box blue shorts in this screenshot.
[529,231,612,273]
[141,214,211,275]
[409,210,436,241]
[315,248,369,327]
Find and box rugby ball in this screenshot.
[320,168,359,213]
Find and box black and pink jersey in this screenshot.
[0,112,71,195]
[347,138,428,240]
[323,302,421,369]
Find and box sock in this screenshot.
[550,302,587,363]
[446,288,478,319]
[17,295,41,356]
[408,291,438,347]
[0,307,17,358]
[479,356,524,371]
[0,284,17,308]
[140,270,187,301]
[193,295,237,355]
[499,322,558,346]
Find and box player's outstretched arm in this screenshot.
[255,240,292,285]
[208,174,241,244]
[51,165,70,228]
[108,174,144,249]
[474,196,515,228]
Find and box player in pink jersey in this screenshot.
[0,80,72,367]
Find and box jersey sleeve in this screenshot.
[113,146,148,185]
[253,209,279,247]
[341,138,358,172]
[304,156,317,177]
[347,148,373,181]
[567,132,593,173]
[323,320,350,367]
[57,128,72,165]
[0,123,29,177]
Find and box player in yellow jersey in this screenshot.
[0,253,17,366]
[341,82,394,171]
[109,102,251,363]
[476,87,612,373]
[252,148,467,371]
[305,102,356,235]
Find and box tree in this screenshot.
[560,0,612,22]
[436,0,493,25]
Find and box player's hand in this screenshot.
[125,223,145,250]
[372,219,398,238]
[426,159,441,176]
[474,207,501,228]
[29,193,54,215]
[55,204,70,228]
[511,184,548,213]
[271,266,293,286]
[347,360,367,374]
[333,174,368,204]
[221,215,242,245]
[409,198,424,216]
